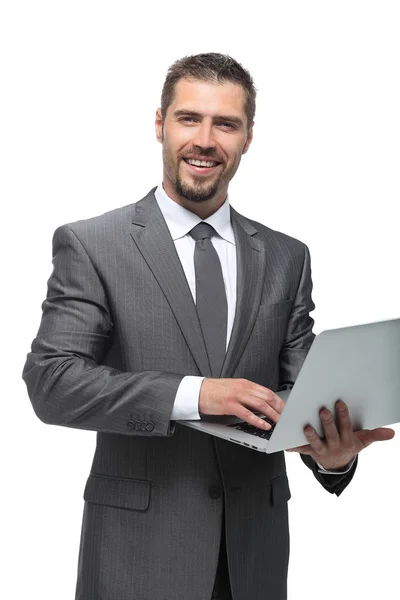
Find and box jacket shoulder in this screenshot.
[235,210,309,256]
[54,188,157,242]
[62,202,136,234]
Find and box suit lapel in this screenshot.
[130,189,267,378]
[130,189,212,377]
[220,206,266,377]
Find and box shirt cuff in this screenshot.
[170,376,205,420]
[316,456,357,475]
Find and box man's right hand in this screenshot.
[198,378,285,431]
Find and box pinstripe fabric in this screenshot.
[22,188,357,600]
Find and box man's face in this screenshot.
[156,78,253,208]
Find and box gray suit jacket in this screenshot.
[22,188,357,600]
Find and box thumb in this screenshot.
[356,427,395,449]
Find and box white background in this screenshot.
[1,1,399,598]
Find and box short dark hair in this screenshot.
[161,53,256,131]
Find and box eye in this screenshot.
[180,116,197,123]
[218,122,236,130]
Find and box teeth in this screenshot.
[186,159,219,167]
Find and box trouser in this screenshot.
[211,505,233,600]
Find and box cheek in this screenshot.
[226,149,243,169]
[167,124,193,147]
[218,137,246,162]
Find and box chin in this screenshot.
[177,179,218,203]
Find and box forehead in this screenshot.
[170,78,247,121]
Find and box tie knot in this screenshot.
[189,222,216,242]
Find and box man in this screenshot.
[22,53,394,600]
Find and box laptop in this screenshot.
[177,317,400,453]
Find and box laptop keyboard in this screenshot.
[229,417,276,440]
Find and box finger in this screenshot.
[304,426,327,455]
[243,386,284,422]
[286,444,312,454]
[374,427,396,440]
[270,391,285,414]
[234,404,272,431]
[335,401,353,446]
[242,395,281,423]
[356,427,395,450]
[251,385,285,414]
[319,408,340,450]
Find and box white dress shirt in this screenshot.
[154,184,355,475]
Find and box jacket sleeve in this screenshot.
[22,225,184,436]
[278,244,316,391]
[279,244,357,496]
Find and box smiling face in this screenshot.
[155,78,253,218]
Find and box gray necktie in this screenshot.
[189,222,228,377]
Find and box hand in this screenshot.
[199,378,285,431]
[286,400,395,470]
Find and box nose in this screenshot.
[192,119,216,149]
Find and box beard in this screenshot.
[174,170,222,203]
[163,141,225,203]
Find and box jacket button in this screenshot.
[134,422,141,431]
[209,485,222,499]
[127,420,135,431]
[146,422,154,431]
[140,422,147,431]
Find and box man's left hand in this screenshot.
[286,400,395,470]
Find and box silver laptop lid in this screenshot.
[267,317,400,453]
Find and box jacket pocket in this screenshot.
[270,473,291,506]
[84,473,151,512]
[258,299,293,320]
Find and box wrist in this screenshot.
[317,455,357,473]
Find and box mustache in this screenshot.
[179,148,224,163]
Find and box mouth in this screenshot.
[182,157,223,176]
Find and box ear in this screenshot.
[242,123,254,155]
[155,108,163,143]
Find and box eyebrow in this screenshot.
[173,110,244,127]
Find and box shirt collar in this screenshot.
[154,183,235,245]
